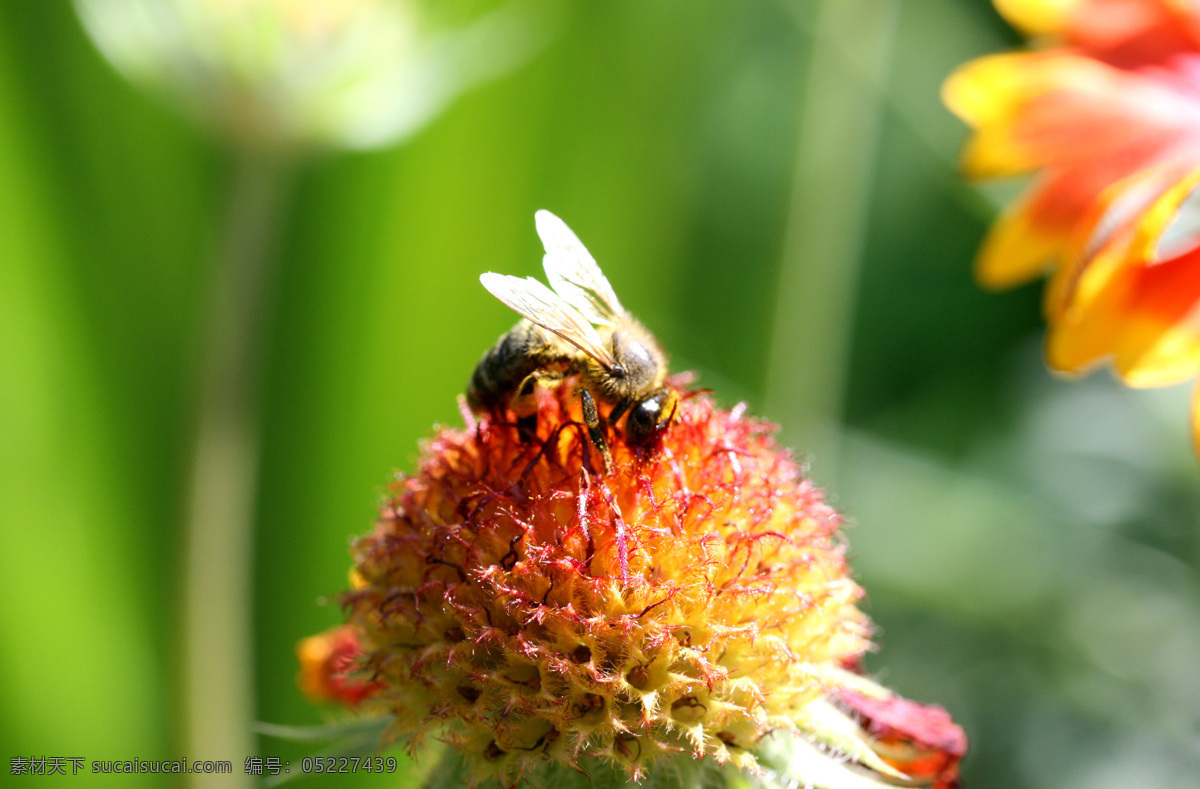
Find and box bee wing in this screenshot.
[535,210,626,325]
[480,273,617,370]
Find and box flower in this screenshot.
[838,690,968,789]
[296,624,381,707]
[74,0,549,150]
[303,383,965,787]
[943,0,1200,450]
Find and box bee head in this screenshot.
[625,388,679,448]
[608,325,664,392]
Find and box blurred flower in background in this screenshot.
[67,1,552,785]
[943,0,1200,451]
[74,0,549,150]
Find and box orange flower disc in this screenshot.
[342,386,872,785]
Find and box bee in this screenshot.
[468,210,678,466]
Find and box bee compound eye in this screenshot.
[625,390,679,447]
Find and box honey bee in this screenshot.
[468,210,678,465]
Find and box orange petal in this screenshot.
[1113,247,1200,386]
[1047,167,1200,383]
[945,51,1192,187]
[1043,180,1149,371]
[1007,69,1191,173]
[1047,164,1182,317]
[1064,0,1200,67]
[976,165,1169,291]
[1109,170,1200,384]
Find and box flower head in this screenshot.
[74,0,547,150]
[944,0,1200,450]
[304,383,964,787]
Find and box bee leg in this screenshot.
[515,414,538,442]
[510,371,562,441]
[607,398,633,425]
[578,388,613,472]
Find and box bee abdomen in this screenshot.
[467,321,572,413]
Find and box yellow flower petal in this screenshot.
[994,0,1083,35]
[960,128,1040,179]
[943,54,1031,130]
[1043,191,1137,371]
[1129,166,1200,265]
[1191,382,1200,458]
[1114,312,1200,386]
[1044,280,1125,373]
[975,199,1062,288]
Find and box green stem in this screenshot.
[764,0,900,484]
[181,146,294,785]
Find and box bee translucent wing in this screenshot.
[480,273,617,369]
[534,210,626,325]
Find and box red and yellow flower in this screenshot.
[944,0,1200,450]
[296,624,382,707]
[298,385,966,787]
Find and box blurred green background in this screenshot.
[2,0,1199,787]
